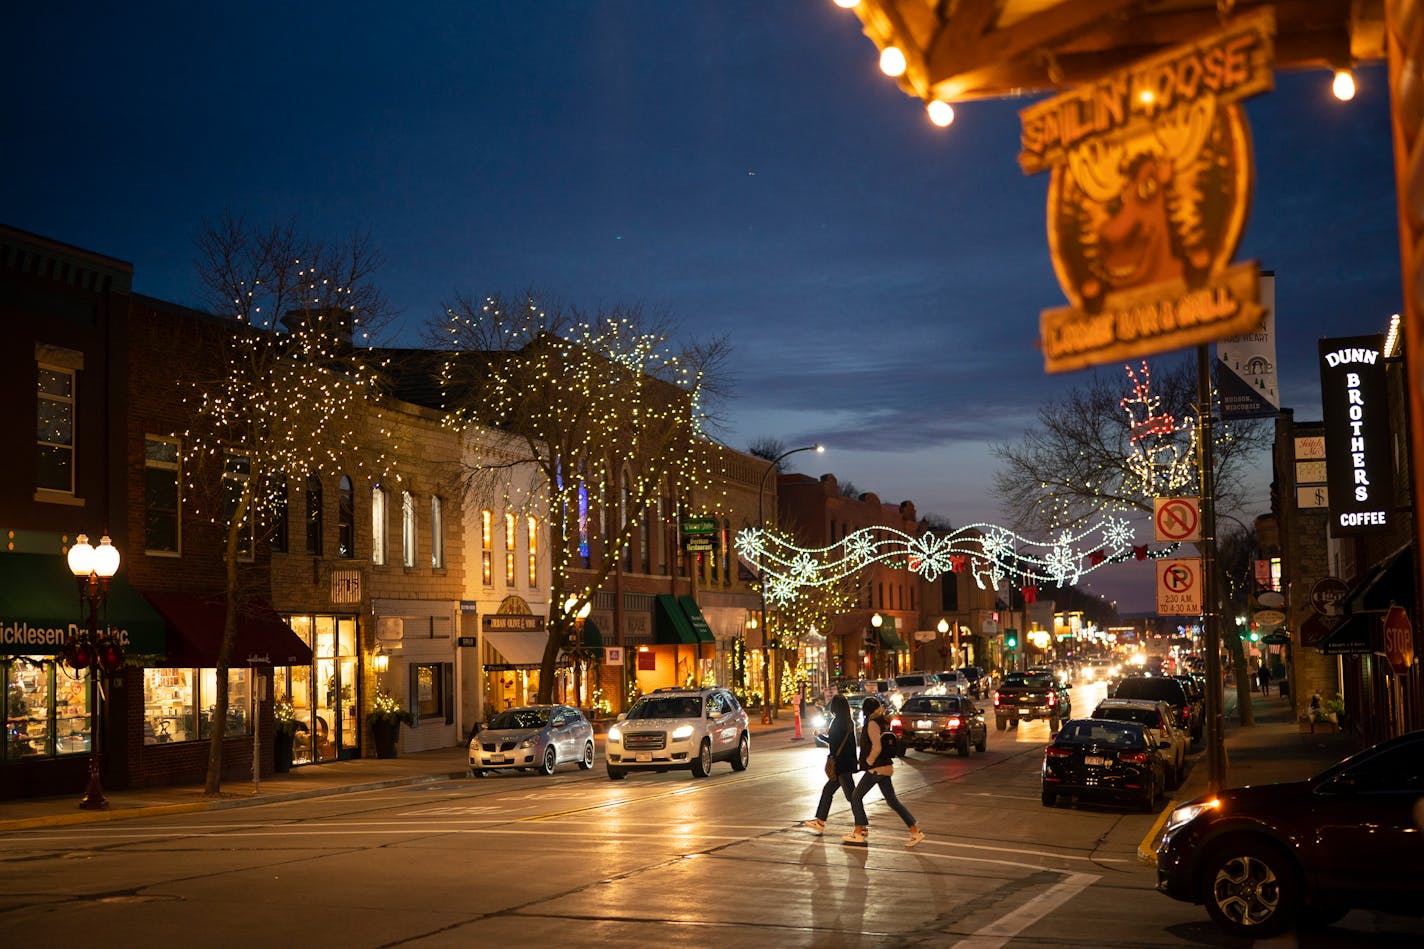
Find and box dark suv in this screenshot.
[1113,675,1200,742]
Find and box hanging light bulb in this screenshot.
[879,46,907,77]
[927,99,955,127]
[1332,68,1356,101]
[833,0,860,8]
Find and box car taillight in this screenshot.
[992,691,1001,707]
[1119,751,1148,765]
[890,717,903,734]
[1180,709,1190,725]
[1045,746,1073,758]
[946,716,961,728]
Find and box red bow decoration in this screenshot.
[1022,585,1038,604]
[1089,550,1106,566]
[950,555,966,573]
[1133,545,1149,561]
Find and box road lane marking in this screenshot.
[951,871,1100,949]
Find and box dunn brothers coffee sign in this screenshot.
[1020,9,1274,373]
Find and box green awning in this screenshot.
[878,627,909,651]
[654,594,697,644]
[677,596,716,644]
[0,553,167,657]
[579,618,603,649]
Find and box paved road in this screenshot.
[1,683,1420,948]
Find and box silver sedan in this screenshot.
[468,705,595,776]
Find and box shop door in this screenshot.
[314,616,360,760]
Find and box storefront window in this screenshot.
[140,667,249,744]
[280,613,360,763]
[4,658,91,760]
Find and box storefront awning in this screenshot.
[578,618,603,649]
[654,594,698,644]
[1346,544,1414,614]
[677,596,716,644]
[1319,613,1373,656]
[145,592,313,667]
[485,629,549,666]
[0,553,167,656]
[877,627,909,651]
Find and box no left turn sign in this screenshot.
[1157,557,1203,615]
[1154,497,1201,543]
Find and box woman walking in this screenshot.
[844,695,925,848]
[803,694,865,835]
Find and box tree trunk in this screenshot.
[205,483,250,795]
[1227,631,1255,726]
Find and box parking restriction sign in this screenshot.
[1157,558,1203,615]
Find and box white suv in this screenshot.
[605,687,750,780]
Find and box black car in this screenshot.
[888,694,988,756]
[1041,718,1166,811]
[1112,674,1201,741]
[1155,730,1424,938]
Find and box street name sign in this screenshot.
[681,517,717,535]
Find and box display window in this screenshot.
[277,613,360,763]
[3,657,91,761]
[141,667,250,745]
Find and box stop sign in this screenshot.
[1383,606,1415,674]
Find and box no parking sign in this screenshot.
[1157,558,1203,615]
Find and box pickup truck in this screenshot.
[992,671,1071,730]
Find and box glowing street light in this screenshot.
[65,532,125,811]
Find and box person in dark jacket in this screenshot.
[844,695,925,848]
[803,693,865,835]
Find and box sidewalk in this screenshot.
[0,714,802,832]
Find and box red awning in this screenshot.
[144,591,313,667]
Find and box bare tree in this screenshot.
[432,292,730,702]
[183,214,392,794]
[1216,519,1258,725]
[992,358,1269,536]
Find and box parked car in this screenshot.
[872,678,905,709]
[961,665,991,697]
[1170,673,1207,731]
[605,687,749,779]
[1090,697,1189,789]
[1112,674,1201,742]
[1041,718,1167,811]
[888,693,987,756]
[1156,730,1424,938]
[468,704,595,777]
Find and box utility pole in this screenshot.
[1198,344,1227,793]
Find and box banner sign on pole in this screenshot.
[1217,273,1280,418]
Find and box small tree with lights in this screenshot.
[181,213,392,794]
[433,293,729,703]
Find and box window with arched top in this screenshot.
[306,475,323,556]
[431,496,444,569]
[371,485,386,565]
[402,490,416,567]
[337,475,354,558]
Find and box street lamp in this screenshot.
[871,612,883,677]
[563,595,592,707]
[757,443,824,723]
[64,532,125,810]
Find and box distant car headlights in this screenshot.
[1165,799,1219,835]
[809,712,826,730]
[671,724,695,740]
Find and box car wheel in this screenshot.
[469,768,484,778]
[975,730,987,753]
[730,732,750,771]
[1138,775,1158,812]
[1041,789,1057,807]
[691,739,713,778]
[579,741,595,770]
[1202,839,1300,939]
[1009,717,1019,729]
[995,716,1007,732]
[957,733,971,757]
[1166,763,1180,791]
[607,764,626,780]
[540,746,558,776]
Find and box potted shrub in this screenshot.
[369,690,414,758]
[273,702,308,772]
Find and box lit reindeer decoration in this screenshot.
[1120,360,1197,499]
[1055,98,1231,312]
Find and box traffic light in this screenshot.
[1005,633,1018,649]
[1248,630,1260,643]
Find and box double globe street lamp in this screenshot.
[64,532,125,810]
[757,443,823,724]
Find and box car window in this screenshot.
[895,675,924,688]
[488,708,550,729]
[1061,721,1146,746]
[1339,741,1424,792]
[706,692,725,716]
[627,696,702,719]
[720,690,741,712]
[1093,707,1157,728]
[904,696,960,715]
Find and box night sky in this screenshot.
[2,3,1401,611]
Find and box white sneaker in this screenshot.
[802,819,825,834]
[905,829,926,848]
[842,828,868,846]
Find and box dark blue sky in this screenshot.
[3,2,1400,610]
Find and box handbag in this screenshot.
[824,727,850,781]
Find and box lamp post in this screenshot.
[871,612,883,678]
[64,532,124,811]
[757,443,824,724]
[563,595,591,707]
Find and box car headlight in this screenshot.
[809,713,826,730]
[519,736,538,749]
[1165,799,1219,834]
[671,724,694,740]
[607,725,622,743]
